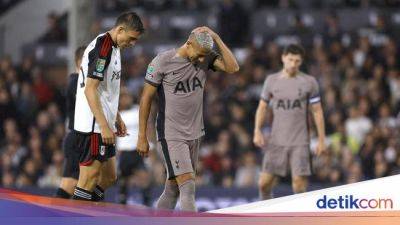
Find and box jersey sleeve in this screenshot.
[309,77,321,104]
[260,76,272,102]
[87,34,113,81]
[145,55,164,87]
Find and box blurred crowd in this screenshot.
[1,1,400,195]
[97,0,400,12]
[38,12,67,43]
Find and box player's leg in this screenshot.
[137,169,152,206]
[57,178,77,198]
[174,138,200,211]
[156,138,200,211]
[117,150,151,205]
[259,144,288,200]
[157,139,198,211]
[156,178,179,209]
[292,176,308,193]
[156,140,180,210]
[117,151,131,204]
[175,172,196,211]
[94,145,117,201]
[73,161,102,201]
[290,146,312,194]
[72,133,103,201]
[258,172,277,200]
[56,131,79,198]
[94,156,117,201]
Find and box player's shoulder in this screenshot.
[84,33,110,56]
[96,32,113,43]
[268,71,282,77]
[151,49,175,66]
[156,49,175,60]
[90,33,114,50]
[94,32,106,39]
[265,71,281,82]
[298,72,317,83]
[88,33,106,46]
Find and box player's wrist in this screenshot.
[99,123,111,131]
[138,133,147,140]
[254,128,262,134]
[116,113,122,121]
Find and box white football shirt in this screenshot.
[116,105,139,151]
[74,32,122,133]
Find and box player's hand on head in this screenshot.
[253,130,265,148]
[136,137,149,158]
[101,126,116,145]
[193,26,218,39]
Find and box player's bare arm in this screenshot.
[311,102,326,156]
[115,112,128,137]
[194,26,239,73]
[253,100,268,148]
[137,83,158,157]
[84,77,115,145]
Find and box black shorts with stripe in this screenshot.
[76,132,116,166]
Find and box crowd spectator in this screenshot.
[38,12,67,43]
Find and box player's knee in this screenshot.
[258,179,271,191]
[175,173,195,185]
[258,175,274,191]
[292,177,307,193]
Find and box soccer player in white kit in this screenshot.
[72,12,144,201]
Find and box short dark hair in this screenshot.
[282,44,305,59]
[115,11,145,34]
[75,46,86,67]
